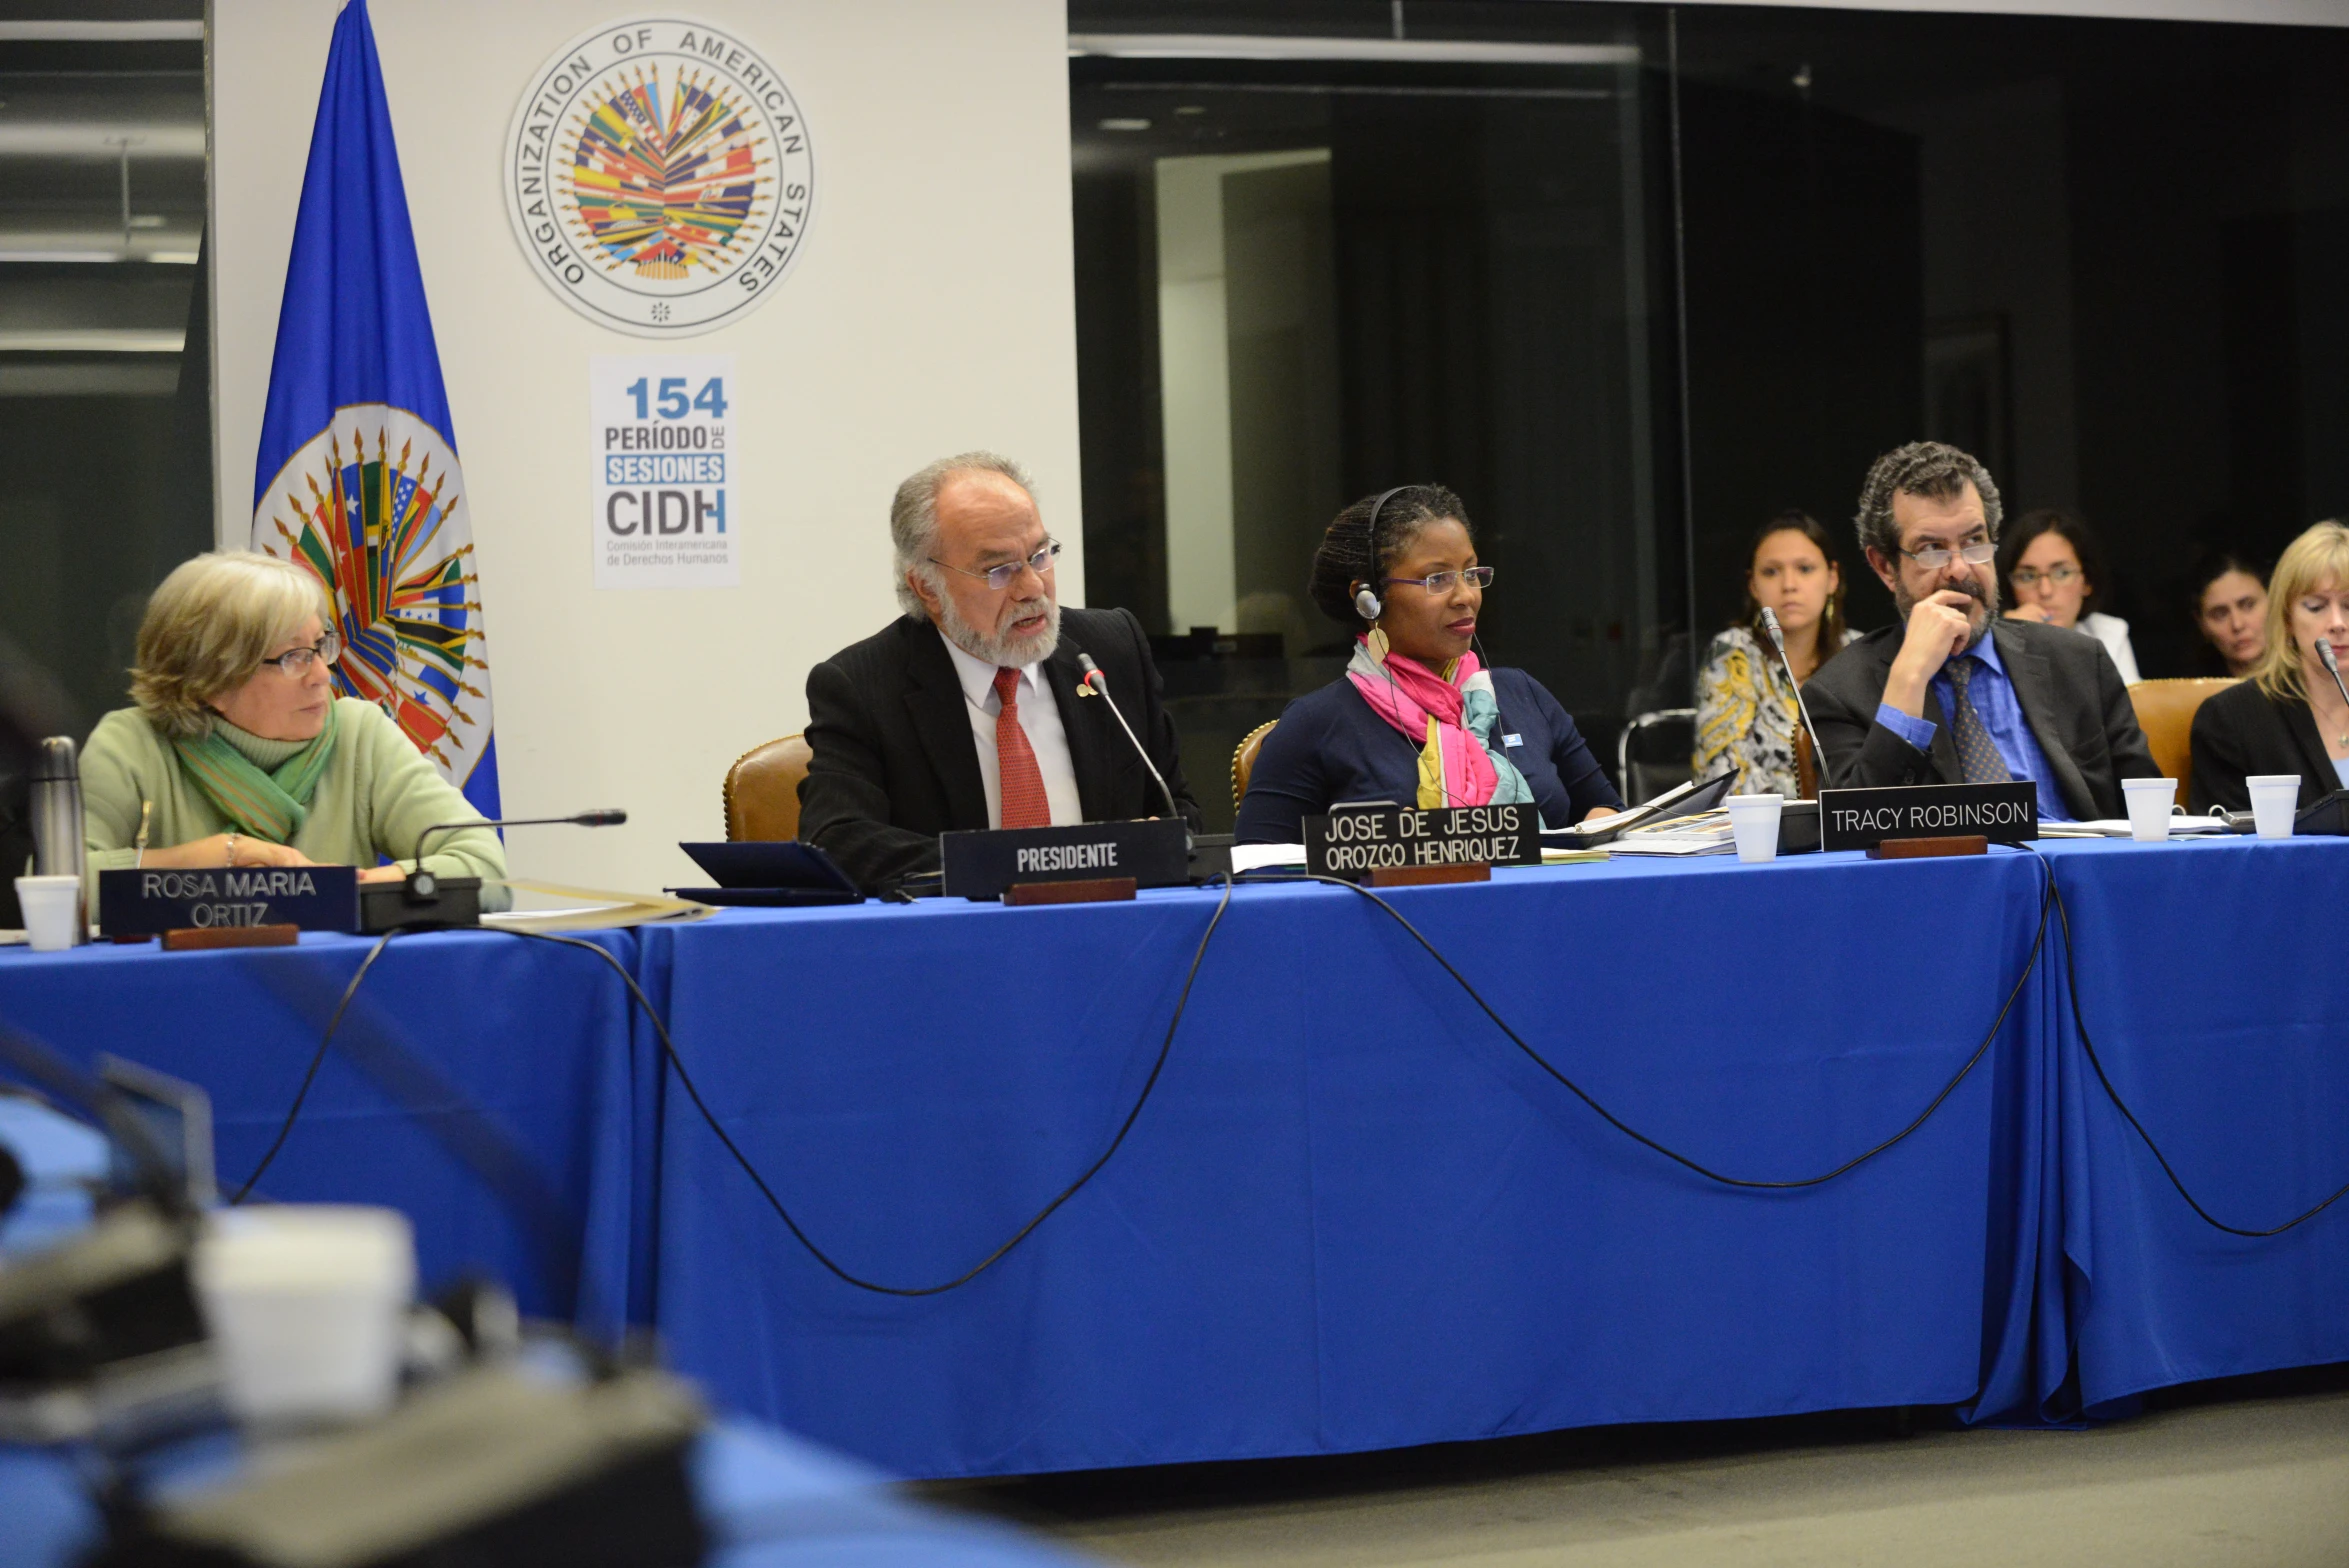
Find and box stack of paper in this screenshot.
[1608,809,1739,856]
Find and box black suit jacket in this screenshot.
[2188,679,2338,814]
[799,608,1201,892]
[1801,617,2158,820]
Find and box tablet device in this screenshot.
[671,841,863,905]
[2294,789,2349,837]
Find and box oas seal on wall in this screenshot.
[503,18,815,336]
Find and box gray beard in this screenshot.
[1896,576,1999,651]
[938,588,1061,668]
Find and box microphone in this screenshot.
[1760,607,1831,795]
[2317,640,2349,713]
[407,809,628,898]
[1074,653,1185,829]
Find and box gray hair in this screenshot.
[890,451,1036,617]
[1853,441,2005,565]
[130,551,334,738]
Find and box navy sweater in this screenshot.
[1234,668,1621,843]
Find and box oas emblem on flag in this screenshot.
[503,18,815,337]
[257,405,493,794]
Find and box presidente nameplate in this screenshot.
[1819,782,2037,853]
[1304,802,1540,881]
[98,865,360,936]
[940,818,1191,901]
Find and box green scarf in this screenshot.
[171,703,341,843]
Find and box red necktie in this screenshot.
[992,667,1052,829]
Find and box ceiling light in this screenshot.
[1097,118,1151,132]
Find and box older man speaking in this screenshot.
[799,452,1200,892]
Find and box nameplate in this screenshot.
[1304,802,1540,881]
[98,866,360,936]
[1818,782,2037,853]
[940,819,1191,901]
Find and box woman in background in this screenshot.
[1997,508,2140,683]
[2189,551,2269,678]
[2189,521,2349,814]
[1692,512,1856,797]
[1234,485,1621,843]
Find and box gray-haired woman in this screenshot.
[80,550,504,898]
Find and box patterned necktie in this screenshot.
[992,667,1052,829]
[1945,656,2014,785]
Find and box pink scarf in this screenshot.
[1346,639,1506,808]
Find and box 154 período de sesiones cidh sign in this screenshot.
[1305,803,1540,879]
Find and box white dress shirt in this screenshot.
[2079,611,2142,686]
[939,630,1083,829]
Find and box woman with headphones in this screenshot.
[1233,484,1622,844]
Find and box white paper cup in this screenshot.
[2246,775,2300,840]
[13,874,84,951]
[194,1205,416,1430]
[2122,777,2179,842]
[1725,794,1784,863]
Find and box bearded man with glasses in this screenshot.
[799,452,1199,893]
[1801,441,2157,821]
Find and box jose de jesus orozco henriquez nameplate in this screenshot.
[99,866,361,936]
[1818,781,2038,853]
[1305,803,1541,880]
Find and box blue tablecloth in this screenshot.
[2032,835,2349,1418]
[9,835,2347,1482]
[0,926,640,1320]
[619,852,2051,1477]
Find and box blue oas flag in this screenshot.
[253,0,499,817]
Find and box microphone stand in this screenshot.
[406,810,628,899]
[1760,607,1831,796]
[1074,654,1191,849]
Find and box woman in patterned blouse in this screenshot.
[1693,512,1858,797]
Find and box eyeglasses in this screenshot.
[1383,566,1496,594]
[1898,538,1996,570]
[262,631,341,676]
[2009,563,2080,589]
[929,539,1061,591]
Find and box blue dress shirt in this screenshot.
[1873,633,2074,822]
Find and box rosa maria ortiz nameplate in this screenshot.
[99,866,360,936]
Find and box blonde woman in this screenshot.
[81,551,505,898]
[2189,520,2349,815]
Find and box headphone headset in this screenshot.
[1351,485,1411,623]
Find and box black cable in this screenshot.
[229,923,404,1204]
[1238,866,2050,1189]
[498,875,1239,1297]
[2038,862,2349,1238]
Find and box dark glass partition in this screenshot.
[1071,2,2349,817]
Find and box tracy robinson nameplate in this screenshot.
[1818,782,2038,853]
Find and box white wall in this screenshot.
[210,0,1083,893]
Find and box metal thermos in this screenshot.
[28,735,88,943]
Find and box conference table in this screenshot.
[3,835,2345,1479]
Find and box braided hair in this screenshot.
[1307,483,1473,628]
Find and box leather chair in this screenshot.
[2126,677,2239,805]
[724,733,813,841]
[1231,720,1277,814]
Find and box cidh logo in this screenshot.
[503,17,815,336]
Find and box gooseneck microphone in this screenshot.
[2316,639,2349,714]
[1074,653,1185,829]
[1760,607,1831,795]
[407,809,628,897]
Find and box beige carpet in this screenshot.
[929,1375,2349,1567]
